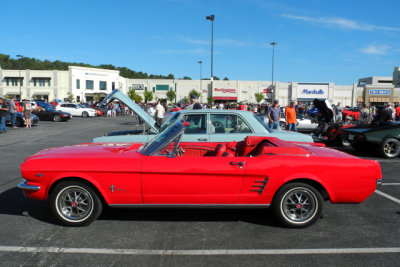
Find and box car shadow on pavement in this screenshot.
[99,207,281,227]
[0,187,57,225]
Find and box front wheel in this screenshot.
[50,181,102,226]
[15,117,24,127]
[82,111,89,118]
[380,138,400,159]
[272,183,323,228]
[53,115,61,122]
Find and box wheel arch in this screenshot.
[47,177,109,206]
[275,178,330,201]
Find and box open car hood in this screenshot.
[99,89,158,133]
[313,98,334,122]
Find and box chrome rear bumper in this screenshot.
[17,179,40,191]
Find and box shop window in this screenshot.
[76,79,80,89]
[86,80,94,90]
[99,81,107,90]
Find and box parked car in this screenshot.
[343,122,400,158]
[5,111,39,127]
[342,107,360,120]
[79,103,104,116]
[18,120,382,227]
[32,106,71,122]
[56,103,97,117]
[255,113,318,132]
[93,90,314,143]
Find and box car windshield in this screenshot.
[160,112,181,132]
[139,121,184,156]
[253,114,272,133]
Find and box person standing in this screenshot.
[335,102,343,122]
[267,100,281,130]
[9,97,18,128]
[0,98,8,133]
[395,104,400,121]
[147,103,156,119]
[285,101,297,131]
[22,99,32,128]
[155,101,165,128]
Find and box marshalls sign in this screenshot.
[297,83,328,99]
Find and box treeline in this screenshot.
[0,54,176,79]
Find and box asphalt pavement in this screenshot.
[0,115,399,266]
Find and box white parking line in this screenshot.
[0,246,399,255]
[375,190,400,205]
[382,183,400,186]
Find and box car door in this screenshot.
[209,113,254,142]
[141,155,246,204]
[179,113,210,142]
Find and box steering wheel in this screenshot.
[212,121,224,129]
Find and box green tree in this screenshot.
[182,76,192,80]
[207,96,214,105]
[254,92,264,103]
[144,91,154,103]
[67,92,74,102]
[183,96,190,104]
[212,76,220,80]
[127,89,143,103]
[166,89,176,103]
[188,89,201,99]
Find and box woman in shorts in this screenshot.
[23,99,32,128]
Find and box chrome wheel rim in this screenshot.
[384,141,398,156]
[281,187,317,224]
[55,186,94,222]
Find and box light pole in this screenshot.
[206,14,215,102]
[269,42,277,100]
[198,61,202,102]
[16,54,23,100]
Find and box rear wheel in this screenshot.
[380,138,400,159]
[272,182,323,228]
[50,181,102,226]
[340,136,351,147]
[53,115,61,122]
[15,117,24,127]
[82,111,89,118]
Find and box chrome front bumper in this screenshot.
[17,179,40,191]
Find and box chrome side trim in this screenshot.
[109,204,270,208]
[376,179,382,189]
[17,180,40,191]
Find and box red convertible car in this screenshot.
[18,121,382,227]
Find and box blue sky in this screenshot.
[1,0,399,84]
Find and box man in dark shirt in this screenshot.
[0,97,8,133]
[371,106,392,126]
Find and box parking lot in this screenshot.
[0,116,399,266]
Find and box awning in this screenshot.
[4,76,24,79]
[356,97,364,102]
[4,92,21,95]
[31,92,50,95]
[32,77,51,79]
[394,97,399,102]
[213,97,238,100]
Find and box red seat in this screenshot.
[214,144,226,157]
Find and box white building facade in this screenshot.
[1,65,399,106]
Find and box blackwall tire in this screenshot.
[82,111,89,118]
[380,138,400,159]
[16,118,24,127]
[272,182,323,228]
[50,181,102,227]
[53,115,61,122]
[279,122,286,131]
[341,137,351,147]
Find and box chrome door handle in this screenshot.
[198,138,208,141]
[230,161,244,169]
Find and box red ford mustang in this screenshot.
[18,121,382,227]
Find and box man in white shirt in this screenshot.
[148,104,156,118]
[155,101,165,128]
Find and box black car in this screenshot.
[33,105,71,122]
[343,122,400,158]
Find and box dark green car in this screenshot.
[343,122,400,158]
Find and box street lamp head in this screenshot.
[198,61,202,64]
[206,15,215,21]
[270,42,277,46]
[16,54,23,58]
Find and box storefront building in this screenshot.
[1,66,400,107]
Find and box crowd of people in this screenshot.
[0,97,34,133]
